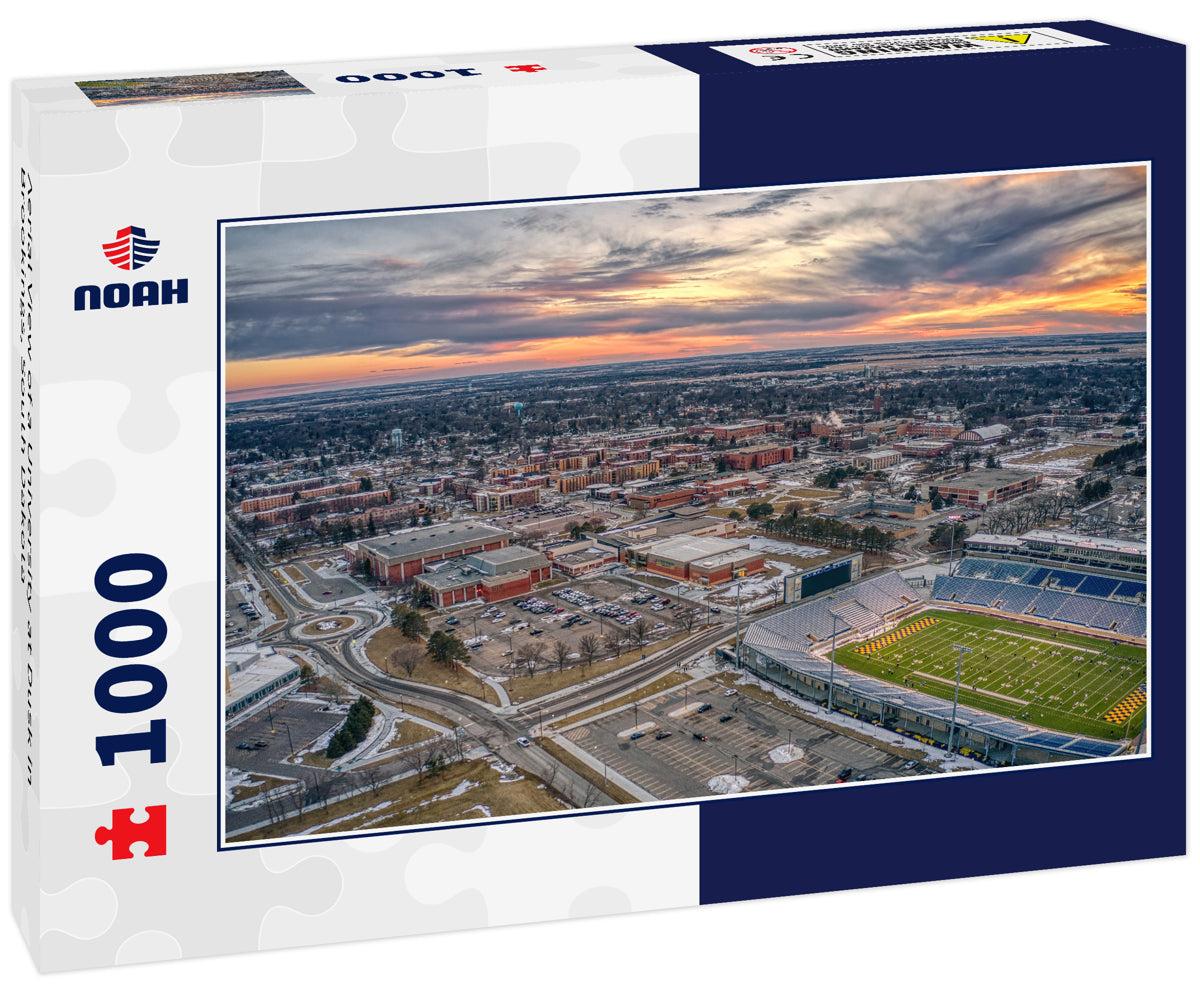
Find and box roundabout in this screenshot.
[297,615,359,639]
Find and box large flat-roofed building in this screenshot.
[414,545,552,608]
[962,530,1146,576]
[722,444,795,470]
[544,539,621,577]
[851,449,901,472]
[224,644,302,719]
[641,535,764,585]
[472,486,541,513]
[626,485,698,511]
[899,439,954,457]
[358,522,514,585]
[1018,529,1146,575]
[602,513,737,562]
[930,469,1042,509]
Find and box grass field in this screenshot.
[832,609,1146,740]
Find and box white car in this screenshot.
[516,736,531,747]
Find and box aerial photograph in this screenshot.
[221,164,1148,844]
[76,69,310,106]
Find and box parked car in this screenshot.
[719,715,733,723]
[654,732,672,741]
[629,731,645,741]
[697,703,713,713]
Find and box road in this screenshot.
[225,523,795,823]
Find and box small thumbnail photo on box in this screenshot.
[76,69,311,106]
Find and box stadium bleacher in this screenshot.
[1023,566,1051,587]
[1075,576,1118,598]
[1047,570,1086,590]
[1111,579,1146,601]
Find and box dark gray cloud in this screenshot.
[225,165,1146,365]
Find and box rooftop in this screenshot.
[361,522,513,562]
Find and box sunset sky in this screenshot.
[224,165,1147,402]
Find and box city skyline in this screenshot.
[224,164,1147,402]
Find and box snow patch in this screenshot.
[708,774,750,795]
[769,743,805,764]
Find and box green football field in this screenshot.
[831,609,1147,740]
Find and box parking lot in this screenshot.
[562,678,920,800]
[226,697,346,770]
[224,586,262,644]
[429,576,704,676]
[294,562,368,604]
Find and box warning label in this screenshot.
[713,27,1104,67]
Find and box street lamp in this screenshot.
[827,611,846,711]
[947,644,973,754]
[280,720,295,757]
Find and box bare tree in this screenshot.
[577,633,601,670]
[360,765,386,793]
[516,642,539,677]
[630,619,651,649]
[676,607,699,633]
[396,643,422,679]
[552,640,572,672]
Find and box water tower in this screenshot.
[390,428,404,450]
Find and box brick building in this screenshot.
[414,545,552,608]
[472,486,541,513]
[930,470,1043,509]
[722,444,795,470]
[358,522,514,585]
[642,535,764,586]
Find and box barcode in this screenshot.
[819,39,982,56]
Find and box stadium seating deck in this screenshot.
[1076,576,1119,598]
[1111,579,1146,601]
[1047,570,1086,590]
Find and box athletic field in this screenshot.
[832,608,1147,740]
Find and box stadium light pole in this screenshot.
[947,644,972,754]
[828,612,846,712]
[734,571,745,672]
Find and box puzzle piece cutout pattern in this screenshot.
[40,795,342,969]
[167,99,264,166]
[400,809,699,929]
[260,92,489,214]
[41,878,119,941]
[94,806,167,860]
[39,107,131,174]
[26,49,702,969]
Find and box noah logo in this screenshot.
[74,225,187,311]
[102,225,160,270]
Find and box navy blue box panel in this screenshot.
[698,757,1184,905]
[642,21,1185,188]
[643,20,1186,907]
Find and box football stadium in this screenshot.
[740,543,1146,766]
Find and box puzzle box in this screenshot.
[11,19,1184,970]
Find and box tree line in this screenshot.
[759,511,897,553]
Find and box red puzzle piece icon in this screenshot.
[94,805,167,860]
